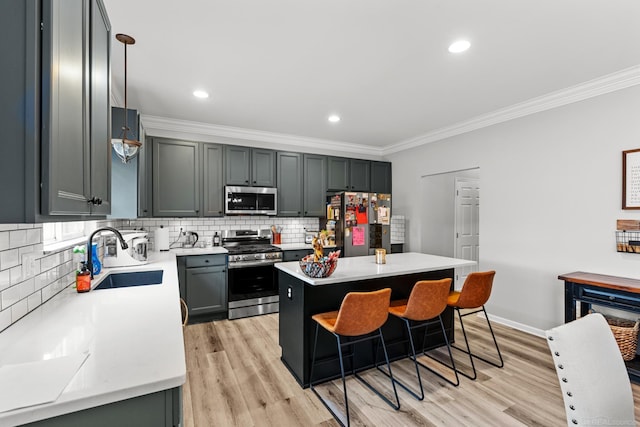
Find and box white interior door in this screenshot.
[454,178,480,289]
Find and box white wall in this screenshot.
[388,85,640,331]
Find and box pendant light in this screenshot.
[111,33,141,163]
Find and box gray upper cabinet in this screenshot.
[327,157,350,191]
[370,161,392,194]
[202,143,224,216]
[0,0,111,222]
[277,152,303,216]
[225,146,276,187]
[88,0,111,216]
[252,149,276,187]
[225,146,251,186]
[349,159,370,192]
[152,138,200,217]
[327,157,370,192]
[303,154,327,217]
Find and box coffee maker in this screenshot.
[103,231,149,267]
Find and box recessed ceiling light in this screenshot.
[448,40,471,53]
[193,90,209,99]
[328,115,341,123]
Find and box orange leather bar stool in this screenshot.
[447,270,503,380]
[385,279,459,400]
[309,288,400,427]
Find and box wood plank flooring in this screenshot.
[182,314,640,426]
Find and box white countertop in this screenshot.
[170,246,228,256]
[275,252,476,285]
[0,252,185,426]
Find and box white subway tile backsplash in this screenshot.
[0,232,9,251]
[0,249,20,270]
[0,269,9,292]
[27,291,42,312]
[1,284,20,310]
[11,298,28,322]
[9,229,28,248]
[0,307,10,332]
[18,278,35,300]
[0,224,19,231]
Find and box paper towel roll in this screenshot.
[154,227,170,251]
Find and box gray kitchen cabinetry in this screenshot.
[23,387,182,427]
[370,161,392,194]
[152,138,200,217]
[0,0,111,222]
[277,152,303,216]
[203,143,225,216]
[283,249,313,262]
[327,157,371,192]
[225,146,276,187]
[177,255,228,320]
[303,154,327,217]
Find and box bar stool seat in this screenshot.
[447,270,504,380]
[384,279,459,401]
[309,288,400,427]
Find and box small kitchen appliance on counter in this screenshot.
[103,231,149,267]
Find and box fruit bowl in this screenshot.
[299,258,338,278]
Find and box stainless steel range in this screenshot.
[223,229,282,320]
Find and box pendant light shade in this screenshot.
[111,33,141,163]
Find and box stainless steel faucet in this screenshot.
[87,227,128,279]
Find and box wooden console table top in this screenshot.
[559,271,640,294]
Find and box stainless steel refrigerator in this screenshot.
[323,192,391,257]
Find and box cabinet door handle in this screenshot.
[253,180,256,184]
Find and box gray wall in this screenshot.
[388,85,640,333]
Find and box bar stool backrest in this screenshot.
[334,288,392,336]
[455,271,496,309]
[403,279,452,321]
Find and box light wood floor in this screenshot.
[182,314,640,426]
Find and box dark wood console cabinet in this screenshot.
[559,271,640,382]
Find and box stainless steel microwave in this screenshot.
[225,186,278,215]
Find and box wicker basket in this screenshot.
[604,315,640,361]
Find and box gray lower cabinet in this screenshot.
[370,161,392,194]
[303,154,327,217]
[181,255,228,317]
[23,387,182,427]
[152,138,200,217]
[283,249,313,262]
[277,152,303,216]
[0,0,111,222]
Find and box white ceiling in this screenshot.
[103,0,640,154]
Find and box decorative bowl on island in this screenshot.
[299,250,340,278]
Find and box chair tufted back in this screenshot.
[545,313,635,427]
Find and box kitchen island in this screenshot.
[0,252,185,427]
[275,252,475,387]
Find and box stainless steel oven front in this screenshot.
[227,260,280,319]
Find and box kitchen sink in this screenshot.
[94,270,164,290]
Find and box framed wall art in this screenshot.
[623,148,640,209]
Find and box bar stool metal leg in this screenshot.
[451,306,504,380]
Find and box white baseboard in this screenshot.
[477,312,546,338]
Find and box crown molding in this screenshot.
[140,115,385,159]
[382,65,640,156]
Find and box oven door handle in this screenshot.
[228,259,282,269]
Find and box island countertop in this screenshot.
[0,252,185,426]
[275,252,476,285]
